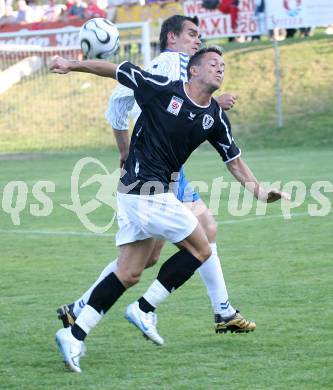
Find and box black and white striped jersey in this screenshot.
[116,61,241,195]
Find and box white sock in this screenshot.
[198,243,236,318]
[143,280,170,308]
[75,304,103,335]
[73,258,118,317]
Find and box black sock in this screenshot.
[87,272,126,314]
[138,297,155,313]
[157,249,202,292]
[71,324,87,341]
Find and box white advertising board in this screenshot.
[266,0,333,29]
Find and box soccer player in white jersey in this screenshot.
[57,15,255,335]
[50,47,290,373]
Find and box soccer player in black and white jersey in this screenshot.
[57,15,254,337]
[50,47,290,372]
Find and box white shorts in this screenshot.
[115,192,198,246]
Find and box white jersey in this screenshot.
[105,51,190,130]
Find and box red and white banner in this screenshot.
[184,0,265,38]
[266,0,333,29]
[0,20,82,47]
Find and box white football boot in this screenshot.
[125,301,164,346]
[55,327,85,373]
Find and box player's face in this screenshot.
[198,52,225,91]
[174,21,201,56]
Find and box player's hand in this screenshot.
[265,189,291,203]
[49,56,72,74]
[119,152,128,168]
[215,93,237,110]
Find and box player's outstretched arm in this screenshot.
[49,56,118,79]
[227,157,291,203]
[215,93,237,110]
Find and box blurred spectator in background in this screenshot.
[285,27,312,39]
[26,0,43,21]
[201,0,239,39]
[42,0,61,21]
[285,28,296,38]
[62,0,85,20]
[218,0,239,31]
[84,0,105,18]
[253,0,265,40]
[0,3,16,24]
[145,0,173,5]
[299,27,311,37]
[15,0,37,23]
[62,0,74,13]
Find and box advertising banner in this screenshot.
[184,0,265,38]
[0,20,82,46]
[266,0,333,29]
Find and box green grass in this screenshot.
[223,33,333,149]
[0,33,332,152]
[0,147,332,389]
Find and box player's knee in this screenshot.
[196,244,212,262]
[202,219,217,242]
[145,254,160,268]
[145,243,163,268]
[121,269,142,286]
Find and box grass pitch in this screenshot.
[0,147,332,389]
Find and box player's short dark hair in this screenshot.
[187,46,223,80]
[159,15,199,52]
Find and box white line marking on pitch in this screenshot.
[218,211,311,225]
[0,212,315,237]
[0,229,115,237]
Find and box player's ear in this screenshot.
[189,65,199,78]
[167,31,177,46]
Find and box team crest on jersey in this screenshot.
[167,96,184,116]
[202,114,214,130]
